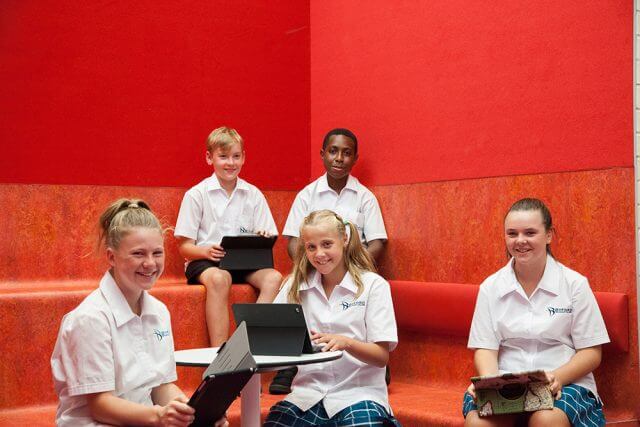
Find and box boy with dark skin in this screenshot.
[271,128,389,394]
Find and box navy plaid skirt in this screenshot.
[264,399,402,427]
[462,383,605,427]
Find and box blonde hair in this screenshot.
[287,210,375,303]
[206,126,244,153]
[98,198,162,250]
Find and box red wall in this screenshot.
[0,1,310,190]
[310,0,632,183]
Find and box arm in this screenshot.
[547,345,602,398]
[466,348,499,399]
[286,237,299,260]
[474,348,499,376]
[366,239,385,263]
[310,331,390,367]
[176,237,225,262]
[86,390,193,427]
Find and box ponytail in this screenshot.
[98,198,162,250]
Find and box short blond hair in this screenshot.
[206,126,244,152]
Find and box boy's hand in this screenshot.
[205,244,226,262]
[255,230,272,238]
[311,330,353,352]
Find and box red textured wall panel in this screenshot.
[310,1,632,184]
[0,1,310,190]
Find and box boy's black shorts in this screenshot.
[185,259,255,285]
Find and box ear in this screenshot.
[320,149,325,158]
[546,229,553,244]
[106,247,117,268]
[205,150,213,165]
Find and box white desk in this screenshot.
[175,348,342,427]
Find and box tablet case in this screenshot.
[232,303,320,356]
[219,235,277,270]
[188,322,257,426]
[471,370,553,417]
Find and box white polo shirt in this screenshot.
[282,174,387,244]
[274,270,398,417]
[174,173,278,247]
[468,256,609,397]
[51,271,177,427]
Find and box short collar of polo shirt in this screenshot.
[207,173,249,193]
[300,270,359,295]
[498,255,561,298]
[318,173,358,193]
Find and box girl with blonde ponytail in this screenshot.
[51,199,227,427]
[265,209,401,427]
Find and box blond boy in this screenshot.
[175,126,282,346]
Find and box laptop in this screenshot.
[232,303,323,356]
[219,235,277,270]
[188,322,257,426]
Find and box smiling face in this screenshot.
[504,209,552,268]
[320,134,358,182]
[107,227,165,303]
[206,142,245,186]
[301,223,348,282]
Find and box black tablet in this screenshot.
[232,303,322,356]
[188,367,256,427]
[219,235,277,270]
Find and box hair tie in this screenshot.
[343,219,350,226]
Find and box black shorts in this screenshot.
[185,259,255,285]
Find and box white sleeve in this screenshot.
[57,312,116,396]
[174,191,202,240]
[364,276,398,351]
[252,191,278,235]
[571,279,610,349]
[468,285,500,350]
[282,190,308,237]
[361,193,387,242]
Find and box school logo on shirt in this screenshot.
[547,307,573,316]
[153,329,170,341]
[341,300,365,310]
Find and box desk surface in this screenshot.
[175,347,342,371]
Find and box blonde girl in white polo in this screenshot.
[463,198,609,427]
[265,209,400,427]
[51,199,227,427]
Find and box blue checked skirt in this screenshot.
[462,383,605,427]
[264,400,402,427]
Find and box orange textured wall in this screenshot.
[0,184,295,283]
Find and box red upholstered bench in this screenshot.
[0,280,632,426]
[387,281,632,426]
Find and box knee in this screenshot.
[202,269,232,294]
[528,408,569,427]
[265,270,283,289]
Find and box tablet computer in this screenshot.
[471,370,552,416]
[232,303,322,356]
[219,235,277,270]
[188,368,255,426]
[188,322,257,426]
